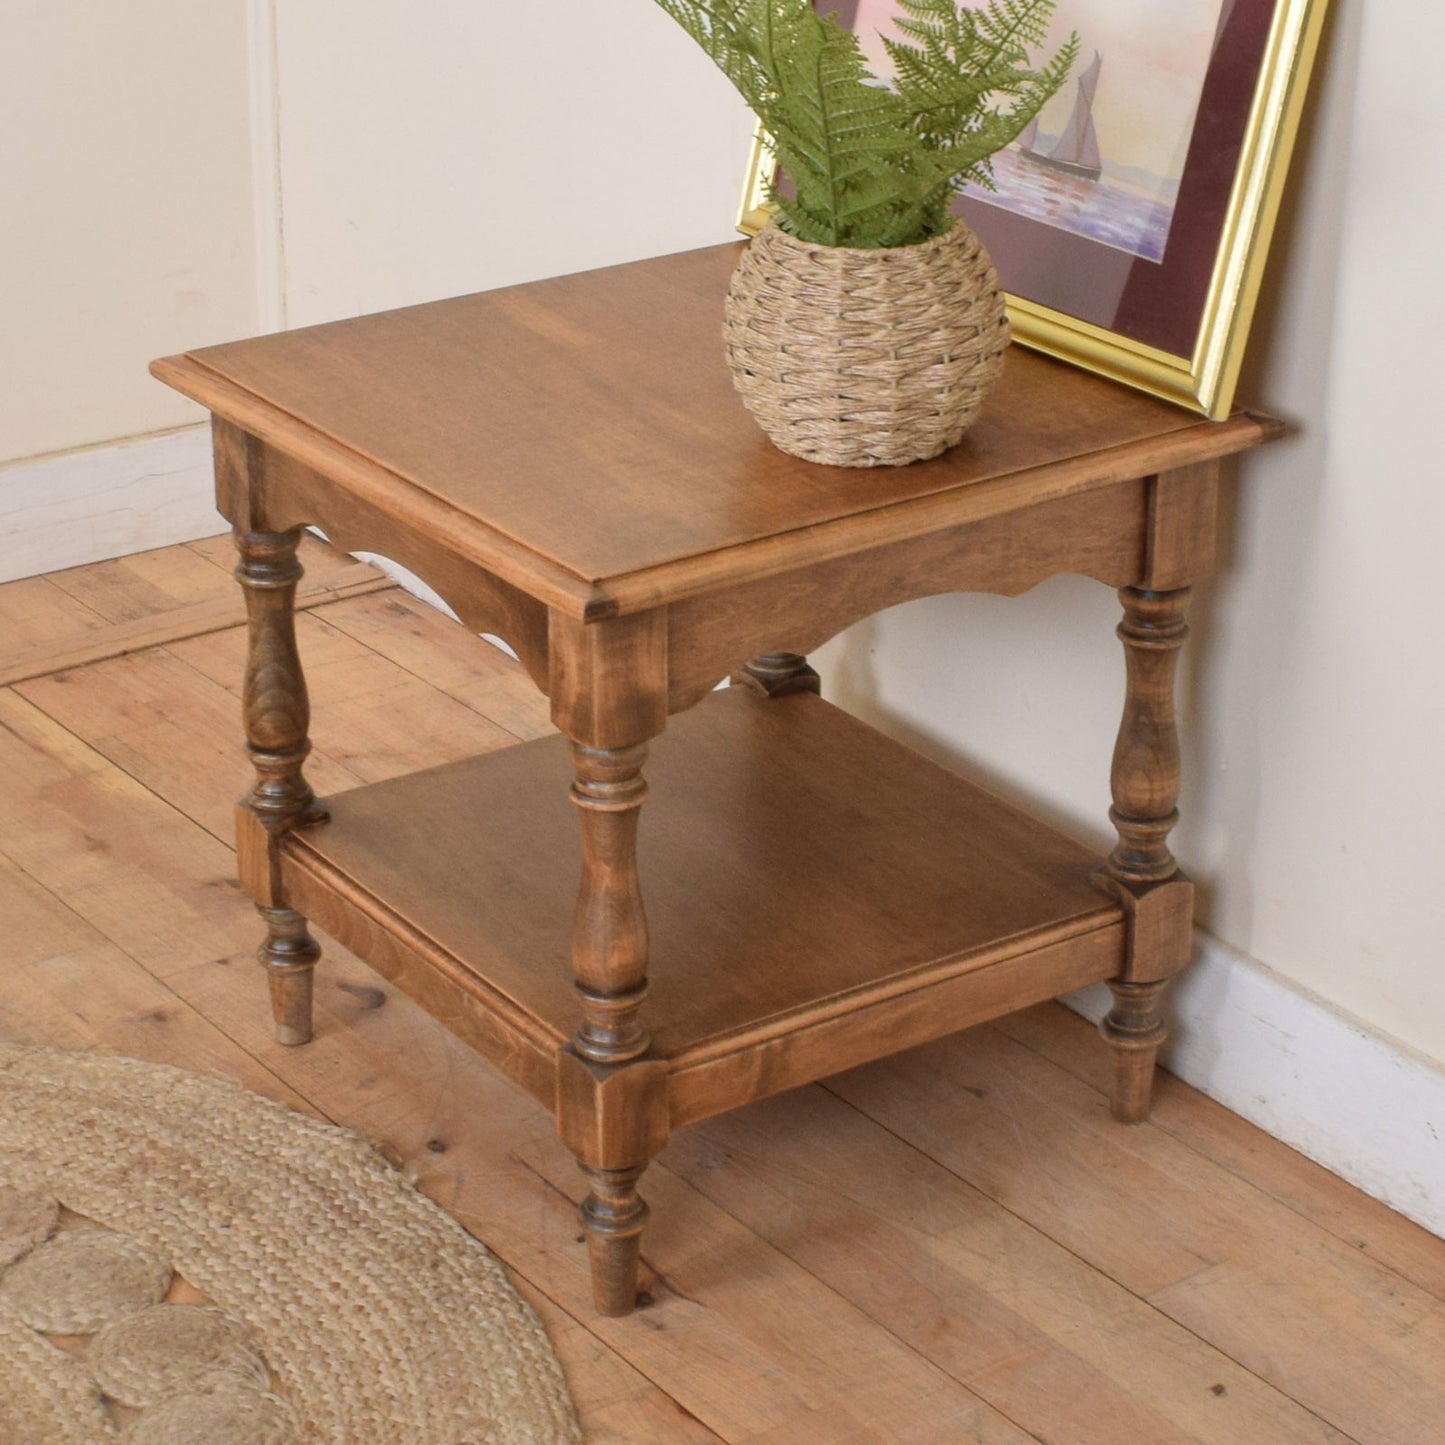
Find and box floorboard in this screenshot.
[993,1006,1445,1304]
[0,534,393,687]
[3,538,1443,1444]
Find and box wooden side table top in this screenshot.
[153,243,1280,619]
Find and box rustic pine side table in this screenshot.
[154,245,1280,1316]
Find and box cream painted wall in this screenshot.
[816,1,1445,1065]
[0,2,257,464]
[268,1,755,327]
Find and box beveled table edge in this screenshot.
[153,351,1282,621]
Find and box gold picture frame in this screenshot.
[737,0,1331,419]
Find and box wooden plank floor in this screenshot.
[4,536,1443,1444]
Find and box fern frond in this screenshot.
[974,0,1055,53]
[650,0,775,110]
[650,0,1074,248]
[887,0,1072,144]
[760,16,917,243]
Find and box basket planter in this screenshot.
[724,218,1011,468]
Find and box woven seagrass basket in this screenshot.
[724,218,1010,467]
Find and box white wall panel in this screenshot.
[271,1,755,326]
[0,1,257,463]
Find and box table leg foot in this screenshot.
[258,905,321,1046]
[1101,979,1168,1123]
[579,1163,650,1316]
[731,652,820,698]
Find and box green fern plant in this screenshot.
[652,0,1076,248]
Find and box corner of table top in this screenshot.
[1236,407,1292,444]
[149,347,616,623]
[149,350,202,394]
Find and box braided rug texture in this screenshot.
[0,1302,114,1443]
[0,1044,581,1444]
[724,218,1010,468]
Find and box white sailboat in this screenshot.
[1018,51,1103,182]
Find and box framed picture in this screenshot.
[738,0,1331,418]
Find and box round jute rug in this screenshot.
[0,1043,581,1443]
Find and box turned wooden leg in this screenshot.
[568,741,651,1065]
[579,1163,650,1316]
[1102,979,1170,1123]
[236,528,327,1046]
[566,740,656,1311]
[257,905,322,1046]
[1101,587,1191,1122]
[731,651,821,698]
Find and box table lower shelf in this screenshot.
[268,688,1126,1124]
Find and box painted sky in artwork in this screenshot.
[850,0,1225,188]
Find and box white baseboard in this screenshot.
[0,428,225,584]
[1065,933,1445,1238]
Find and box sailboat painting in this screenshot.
[851,0,1228,264]
[974,0,1228,261]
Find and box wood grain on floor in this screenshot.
[3,538,1442,1445]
